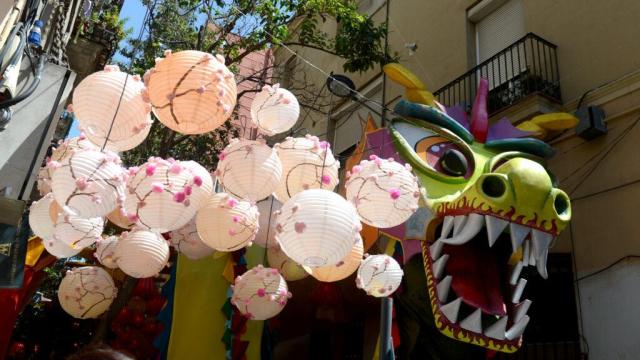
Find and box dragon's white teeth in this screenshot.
[452,215,468,236]
[505,315,530,340]
[512,278,527,303]
[514,299,532,323]
[510,223,530,252]
[536,247,549,279]
[433,254,449,280]
[437,275,452,303]
[460,308,483,333]
[510,261,524,285]
[440,297,462,323]
[523,239,531,267]
[484,316,508,340]
[531,229,553,279]
[440,214,484,245]
[485,215,509,247]
[529,250,536,266]
[430,240,444,260]
[441,216,454,239]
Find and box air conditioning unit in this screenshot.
[575,105,606,140]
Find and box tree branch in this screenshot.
[282,42,338,56]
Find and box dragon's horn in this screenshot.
[471,78,489,143]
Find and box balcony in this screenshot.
[434,33,562,119]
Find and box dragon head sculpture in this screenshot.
[355,64,576,354]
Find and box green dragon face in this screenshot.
[388,96,572,352]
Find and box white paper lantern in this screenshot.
[37,136,97,195]
[305,234,363,282]
[29,193,56,240]
[58,266,117,319]
[53,212,103,249]
[51,150,127,218]
[73,65,152,151]
[169,219,215,260]
[43,237,82,258]
[356,254,404,297]
[250,84,300,136]
[95,235,119,269]
[254,196,281,248]
[346,155,422,228]
[124,157,213,232]
[267,245,309,281]
[106,208,135,229]
[275,189,361,267]
[231,265,291,320]
[273,135,340,202]
[215,139,282,201]
[114,230,169,278]
[195,193,259,252]
[145,50,237,134]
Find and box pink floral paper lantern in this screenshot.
[169,219,215,260]
[273,135,340,202]
[250,84,300,136]
[195,193,259,252]
[345,155,422,228]
[106,208,135,229]
[275,189,361,267]
[51,150,127,218]
[37,136,97,195]
[267,245,309,281]
[254,196,281,248]
[145,50,237,134]
[114,230,169,278]
[95,235,119,269]
[231,265,291,320]
[72,65,152,151]
[124,157,213,232]
[28,193,57,240]
[356,254,404,297]
[43,237,82,258]
[52,212,103,249]
[215,139,282,201]
[58,266,117,319]
[305,234,363,282]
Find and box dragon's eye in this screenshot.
[415,137,472,178]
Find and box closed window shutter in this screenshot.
[475,0,525,63]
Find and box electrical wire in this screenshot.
[576,255,640,282]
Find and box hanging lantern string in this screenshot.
[262,196,276,265]
[319,141,329,189]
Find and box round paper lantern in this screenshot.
[58,266,117,319]
[273,135,340,202]
[275,189,361,267]
[95,235,119,269]
[145,50,236,134]
[52,212,103,249]
[356,254,404,297]
[250,84,300,136]
[37,136,97,195]
[124,157,213,232]
[215,139,282,201]
[73,65,152,151]
[305,234,364,282]
[43,237,82,258]
[106,208,135,229]
[51,150,127,218]
[28,193,56,239]
[231,265,291,320]
[169,219,215,260]
[346,155,422,228]
[267,245,309,281]
[114,230,169,278]
[195,193,259,252]
[254,196,281,248]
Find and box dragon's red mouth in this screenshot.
[425,210,557,350]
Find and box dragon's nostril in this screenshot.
[554,193,570,215]
[481,175,506,198]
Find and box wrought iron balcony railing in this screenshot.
[434,33,561,115]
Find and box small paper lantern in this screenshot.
[114,230,169,278]
[275,189,361,267]
[250,84,300,136]
[124,157,213,232]
[37,136,97,195]
[356,254,404,297]
[95,236,119,269]
[215,139,282,201]
[29,193,56,240]
[51,150,127,218]
[58,266,117,319]
[53,212,103,249]
[106,208,135,229]
[145,50,237,134]
[273,135,340,202]
[195,193,259,252]
[254,196,281,248]
[43,237,82,258]
[267,245,309,281]
[170,219,215,260]
[305,234,363,282]
[73,65,152,151]
[231,265,291,320]
[346,155,422,228]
